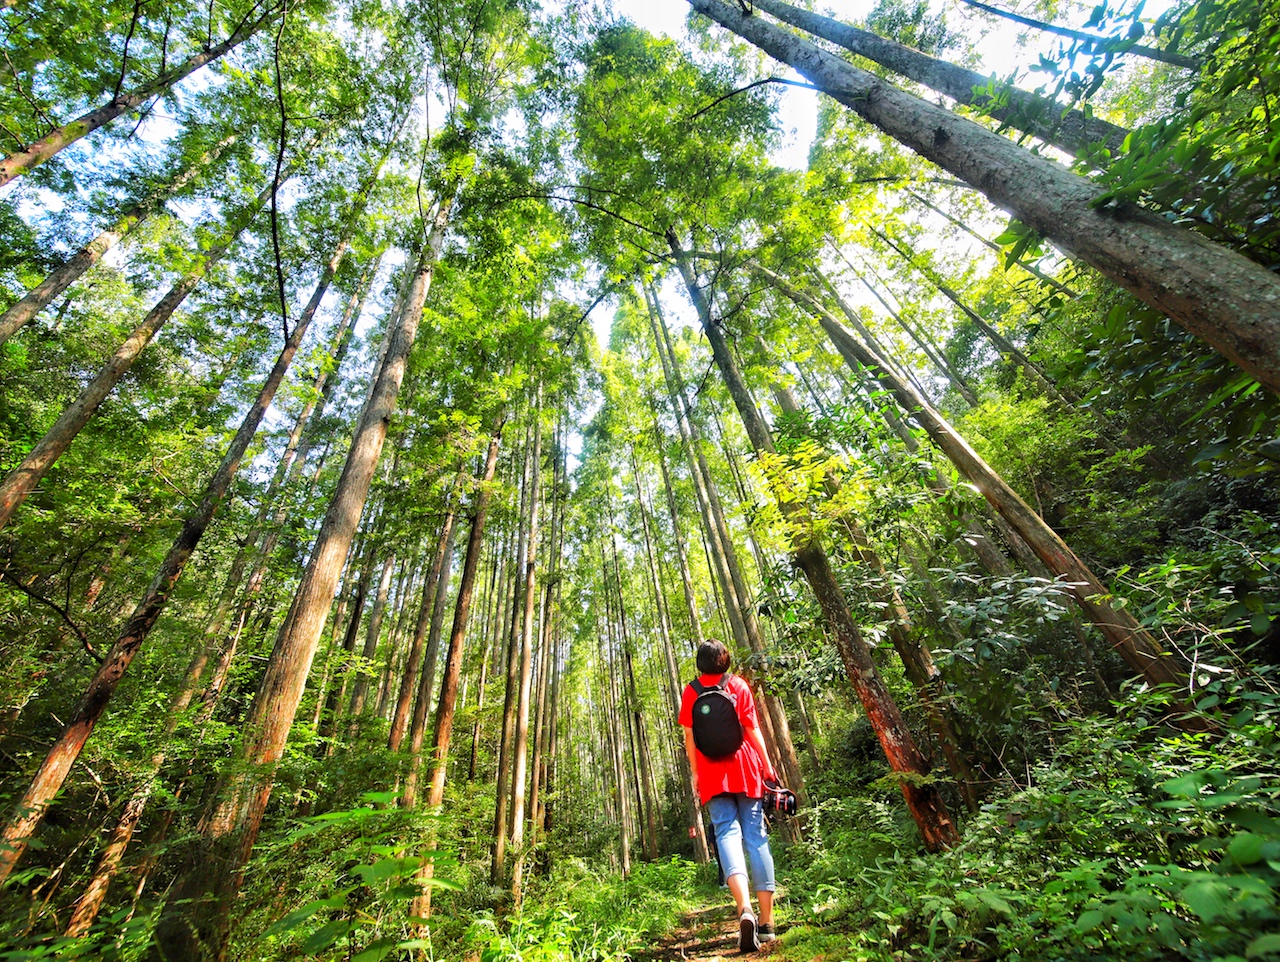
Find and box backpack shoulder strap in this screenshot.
[690,678,707,695]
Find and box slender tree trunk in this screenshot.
[202,255,377,663]
[905,191,1078,297]
[955,0,1200,68]
[411,418,504,921]
[671,233,958,850]
[492,425,531,884]
[389,468,464,751]
[756,262,1201,699]
[749,0,1137,151]
[0,181,277,533]
[687,0,1280,394]
[345,550,397,727]
[631,444,709,861]
[0,225,329,885]
[0,136,235,345]
[649,284,808,799]
[509,399,543,904]
[149,193,455,962]
[0,7,281,187]
[654,422,705,650]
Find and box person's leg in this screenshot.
[708,795,759,951]
[736,796,776,926]
[706,796,749,914]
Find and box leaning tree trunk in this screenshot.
[756,262,1202,702]
[149,194,454,962]
[0,7,281,187]
[0,230,334,886]
[670,233,958,851]
[686,0,1280,395]
[750,0,1132,153]
[954,0,1200,68]
[0,136,235,345]
[0,179,277,533]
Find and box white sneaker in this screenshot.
[739,910,759,953]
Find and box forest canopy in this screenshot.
[0,0,1277,959]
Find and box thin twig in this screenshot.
[0,570,101,663]
[686,76,821,122]
[112,0,146,103]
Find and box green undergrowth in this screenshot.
[461,857,707,962]
[765,698,1280,962]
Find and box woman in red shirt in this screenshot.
[680,640,778,952]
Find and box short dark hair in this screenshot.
[696,639,731,675]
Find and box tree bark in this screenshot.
[491,423,531,884]
[0,136,235,345]
[751,0,1132,152]
[0,221,331,886]
[0,180,276,533]
[757,262,1201,700]
[148,193,454,962]
[389,466,465,751]
[0,7,281,188]
[686,0,1280,395]
[411,418,504,920]
[671,233,958,850]
[509,398,542,904]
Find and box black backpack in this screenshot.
[690,674,744,761]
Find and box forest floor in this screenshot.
[627,902,787,962]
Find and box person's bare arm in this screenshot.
[745,723,778,781]
[684,726,700,799]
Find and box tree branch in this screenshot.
[269,0,291,341]
[0,570,102,663]
[686,76,822,122]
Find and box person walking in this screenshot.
[680,639,778,952]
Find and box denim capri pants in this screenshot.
[706,793,775,892]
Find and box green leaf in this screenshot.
[1229,832,1267,866]
[1077,909,1106,931]
[1181,879,1232,922]
[1247,934,1280,958]
[263,894,349,937]
[302,919,354,953]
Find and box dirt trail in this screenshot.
[627,905,783,962]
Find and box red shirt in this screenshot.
[679,673,766,804]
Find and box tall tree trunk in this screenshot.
[149,193,454,962]
[749,0,1137,151]
[631,443,709,861]
[0,225,334,885]
[389,466,465,751]
[756,262,1202,699]
[653,420,705,650]
[0,7,282,187]
[670,232,958,851]
[954,0,1200,68]
[411,418,504,921]
[649,285,808,799]
[0,136,235,345]
[345,550,397,727]
[0,180,277,532]
[904,190,1078,297]
[491,424,531,885]
[686,0,1280,394]
[763,365,978,810]
[509,398,543,905]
